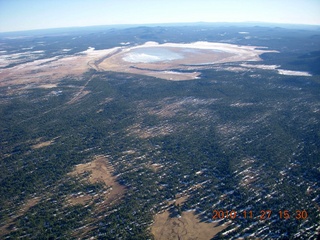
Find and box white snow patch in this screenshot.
[230,102,254,107]
[129,41,277,55]
[123,53,162,63]
[32,50,44,53]
[163,71,183,75]
[80,47,95,54]
[241,63,312,77]
[240,63,280,70]
[80,47,120,58]
[277,69,312,76]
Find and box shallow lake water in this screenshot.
[123,47,183,63]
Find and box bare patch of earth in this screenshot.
[31,137,58,149]
[0,48,119,89]
[151,210,228,240]
[66,155,125,206]
[66,155,125,238]
[151,195,228,240]
[32,140,54,149]
[37,83,58,89]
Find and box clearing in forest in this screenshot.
[151,195,228,240]
[67,155,125,206]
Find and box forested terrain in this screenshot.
[0,24,319,239]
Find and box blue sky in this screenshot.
[0,0,319,32]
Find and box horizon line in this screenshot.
[1,21,319,34]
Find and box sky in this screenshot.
[0,0,319,32]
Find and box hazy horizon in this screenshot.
[1,20,320,35]
[1,0,319,33]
